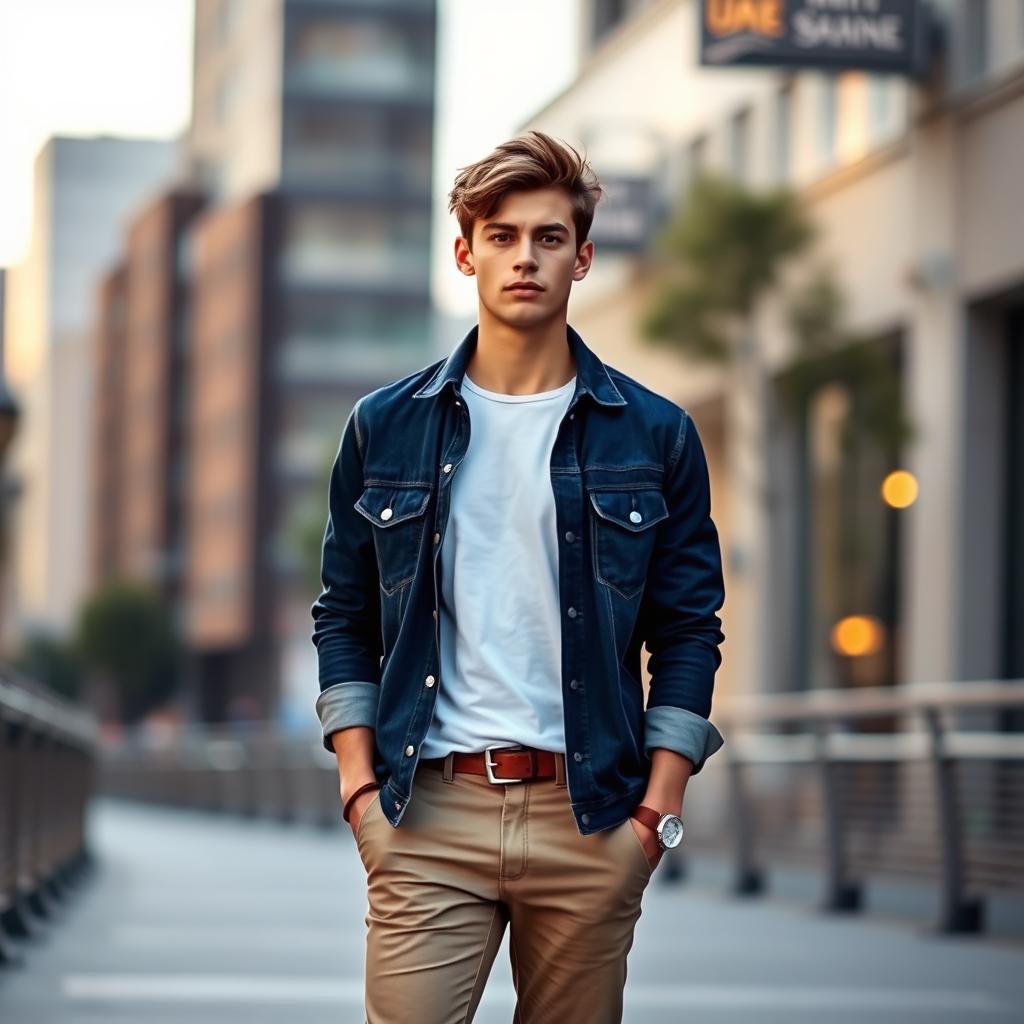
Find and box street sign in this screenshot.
[589,175,657,252]
[699,0,932,76]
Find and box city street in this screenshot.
[1,798,1021,1023]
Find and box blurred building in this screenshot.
[0,269,6,366]
[91,0,439,723]
[0,267,9,639]
[1,137,178,649]
[91,190,205,599]
[522,0,1024,701]
[0,268,7,437]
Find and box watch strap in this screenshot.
[630,804,664,832]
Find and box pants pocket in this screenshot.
[619,817,655,880]
[355,789,382,849]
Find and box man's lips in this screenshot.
[505,283,544,292]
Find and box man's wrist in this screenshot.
[339,771,379,804]
[330,724,377,803]
[641,747,693,815]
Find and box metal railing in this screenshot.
[0,667,100,965]
[99,723,344,826]
[96,680,1024,936]
[700,680,1024,934]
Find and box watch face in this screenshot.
[659,815,684,849]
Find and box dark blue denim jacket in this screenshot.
[311,323,726,835]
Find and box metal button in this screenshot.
[432,609,438,621]
[569,678,579,690]
[573,751,583,762]
[581,813,590,825]
[567,606,577,619]
[405,745,414,756]
[443,463,453,473]
[455,400,461,407]
[394,800,401,809]
[570,413,575,420]
[564,530,575,543]
[433,531,441,544]
[380,507,393,521]
[629,510,642,524]
[425,674,435,687]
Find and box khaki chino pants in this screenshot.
[354,751,655,1023]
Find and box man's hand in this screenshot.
[629,816,665,871]
[633,747,693,870]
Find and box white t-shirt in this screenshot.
[420,370,577,757]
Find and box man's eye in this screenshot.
[489,233,561,243]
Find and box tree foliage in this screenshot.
[74,579,182,723]
[11,629,83,701]
[641,172,914,454]
[642,173,815,360]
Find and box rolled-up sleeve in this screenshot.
[310,397,382,753]
[640,409,726,775]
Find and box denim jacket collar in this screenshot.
[411,322,628,408]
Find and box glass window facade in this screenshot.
[282,108,432,193]
[278,291,427,380]
[281,202,431,287]
[285,14,433,98]
[729,106,751,183]
[962,0,990,82]
[1003,307,1024,679]
[775,82,793,183]
[799,343,904,693]
[817,73,838,168]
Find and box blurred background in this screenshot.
[1,1,1023,1020]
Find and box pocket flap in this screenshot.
[354,484,431,527]
[588,487,669,532]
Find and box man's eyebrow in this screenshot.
[480,222,570,234]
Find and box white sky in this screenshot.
[0,0,579,317]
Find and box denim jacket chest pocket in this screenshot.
[587,485,669,600]
[353,483,432,595]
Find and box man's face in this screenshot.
[455,186,593,326]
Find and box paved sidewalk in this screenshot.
[1,798,1020,1023]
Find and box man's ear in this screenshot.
[573,238,595,282]
[454,235,475,277]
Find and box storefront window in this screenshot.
[801,354,903,693]
[1003,307,1024,679]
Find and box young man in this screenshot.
[312,130,726,1023]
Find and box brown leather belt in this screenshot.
[420,744,561,783]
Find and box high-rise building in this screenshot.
[91,0,439,723]
[90,190,205,604]
[188,0,437,723]
[2,137,178,647]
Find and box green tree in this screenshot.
[11,629,83,701]
[642,173,815,361]
[640,172,914,502]
[74,579,182,724]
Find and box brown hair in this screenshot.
[447,130,605,252]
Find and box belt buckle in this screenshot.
[484,744,533,784]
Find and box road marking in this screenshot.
[62,975,1011,1012]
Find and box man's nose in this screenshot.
[514,243,539,269]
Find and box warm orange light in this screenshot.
[881,469,918,508]
[830,615,885,657]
